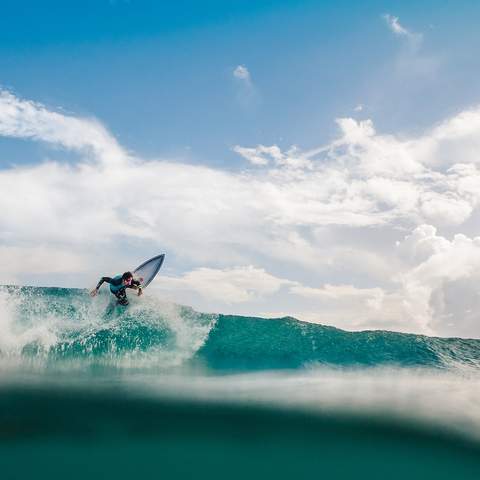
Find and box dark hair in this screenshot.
[122,271,133,281]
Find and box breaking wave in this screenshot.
[1,285,480,372]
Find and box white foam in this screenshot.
[0,287,58,356]
[0,286,216,372]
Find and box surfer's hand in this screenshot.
[90,288,98,297]
[137,288,143,297]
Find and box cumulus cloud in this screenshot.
[396,224,450,264]
[230,109,480,231]
[3,89,480,336]
[396,226,480,337]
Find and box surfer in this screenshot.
[90,271,143,306]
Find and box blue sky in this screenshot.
[3,0,480,167]
[3,1,480,337]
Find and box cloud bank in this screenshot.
[2,89,480,336]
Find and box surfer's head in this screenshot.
[122,271,133,286]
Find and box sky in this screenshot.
[2,0,480,337]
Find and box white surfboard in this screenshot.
[133,254,165,288]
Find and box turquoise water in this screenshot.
[2,285,480,479]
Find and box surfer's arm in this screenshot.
[128,280,143,296]
[96,277,113,289]
[90,277,113,296]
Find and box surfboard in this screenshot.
[133,254,165,289]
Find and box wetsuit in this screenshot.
[96,275,141,306]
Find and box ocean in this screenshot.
[2,285,480,479]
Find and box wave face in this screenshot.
[1,285,480,372]
[197,315,480,370]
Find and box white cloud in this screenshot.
[0,90,127,166]
[259,284,407,332]
[0,246,87,285]
[396,224,450,264]
[0,91,478,243]
[0,92,480,243]
[232,65,259,109]
[232,144,288,166]
[233,144,312,169]
[397,226,480,337]
[291,283,384,303]
[292,283,387,318]
[238,112,480,233]
[159,266,294,304]
[233,65,251,84]
[381,14,442,89]
[383,14,423,44]
[383,14,411,36]
[408,108,480,169]
[287,283,412,331]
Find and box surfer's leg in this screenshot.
[114,290,129,306]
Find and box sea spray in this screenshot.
[0,285,216,371]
